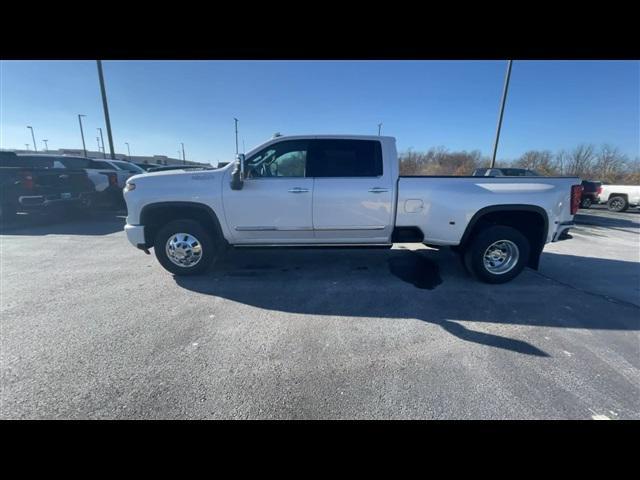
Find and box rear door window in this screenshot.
[307,139,383,177]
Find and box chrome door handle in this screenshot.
[288,187,309,193]
[368,187,389,193]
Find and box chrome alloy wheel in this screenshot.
[483,239,520,275]
[165,233,203,268]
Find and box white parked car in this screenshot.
[123,135,582,284]
[598,184,640,212]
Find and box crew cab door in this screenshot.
[223,139,313,243]
[308,139,394,243]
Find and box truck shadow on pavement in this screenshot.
[575,213,639,231]
[174,247,640,358]
[0,210,126,236]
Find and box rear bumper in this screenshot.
[125,224,146,248]
[552,221,575,242]
[18,192,92,209]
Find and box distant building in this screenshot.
[2,148,212,168]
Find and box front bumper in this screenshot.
[125,224,146,248]
[552,221,575,241]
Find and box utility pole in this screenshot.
[25,144,30,151]
[242,138,246,154]
[42,139,48,151]
[377,123,382,136]
[234,118,239,156]
[125,142,131,160]
[96,137,101,154]
[27,126,38,152]
[78,114,87,157]
[96,60,115,159]
[490,60,513,168]
[181,142,186,165]
[97,128,106,158]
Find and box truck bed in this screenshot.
[396,175,580,245]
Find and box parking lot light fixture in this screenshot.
[78,114,87,157]
[98,128,106,158]
[42,139,49,151]
[27,126,37,152]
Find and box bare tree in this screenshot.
[565,144,595,178]
[514,150,558,176]
[399,143,637,183]
[594,144,626,183]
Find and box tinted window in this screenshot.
[57,157,91,169]
[113,162,145,173]
[90,160,116,170]
[246,140,307,178]
[11,155,55,168]
[307,140,382,177]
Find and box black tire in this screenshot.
[580,197,592,209]
[153,219,222,276]
[607,196,628,212]
[463,225,530,284]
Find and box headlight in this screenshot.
[124,182,136,192]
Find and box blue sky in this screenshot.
[1,60,638,164]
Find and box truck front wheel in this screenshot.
[153,219,221,276]
[464,225,530,284]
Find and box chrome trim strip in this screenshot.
[235,226,313,231]
[235,243,393,247]
[314,225,386,231]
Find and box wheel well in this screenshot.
[608,193,628,201]
[140,202,224,248]
[460,208,547,269]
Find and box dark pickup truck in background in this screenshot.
[580,180,602,208]
[0,151,95,220]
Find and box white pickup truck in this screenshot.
[598,184,640,212]
[123,135,582,284]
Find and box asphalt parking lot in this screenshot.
[1,205,639,419]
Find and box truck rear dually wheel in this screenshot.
[154,219,221,275]
[464,225,530,284]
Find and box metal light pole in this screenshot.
[42,139,48,151]
[78,114,87,157]
[97,60,115,159]
[27,126,38,152]
[490,60,513,168]
[377,123,382,136]
[125,142,131,160]
[242,139,246,154]
[97,128,106,158]
[234,118,239,156]
[181,143,186,165]
[25,144,30,151]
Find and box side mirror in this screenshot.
[230,153,245,190]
